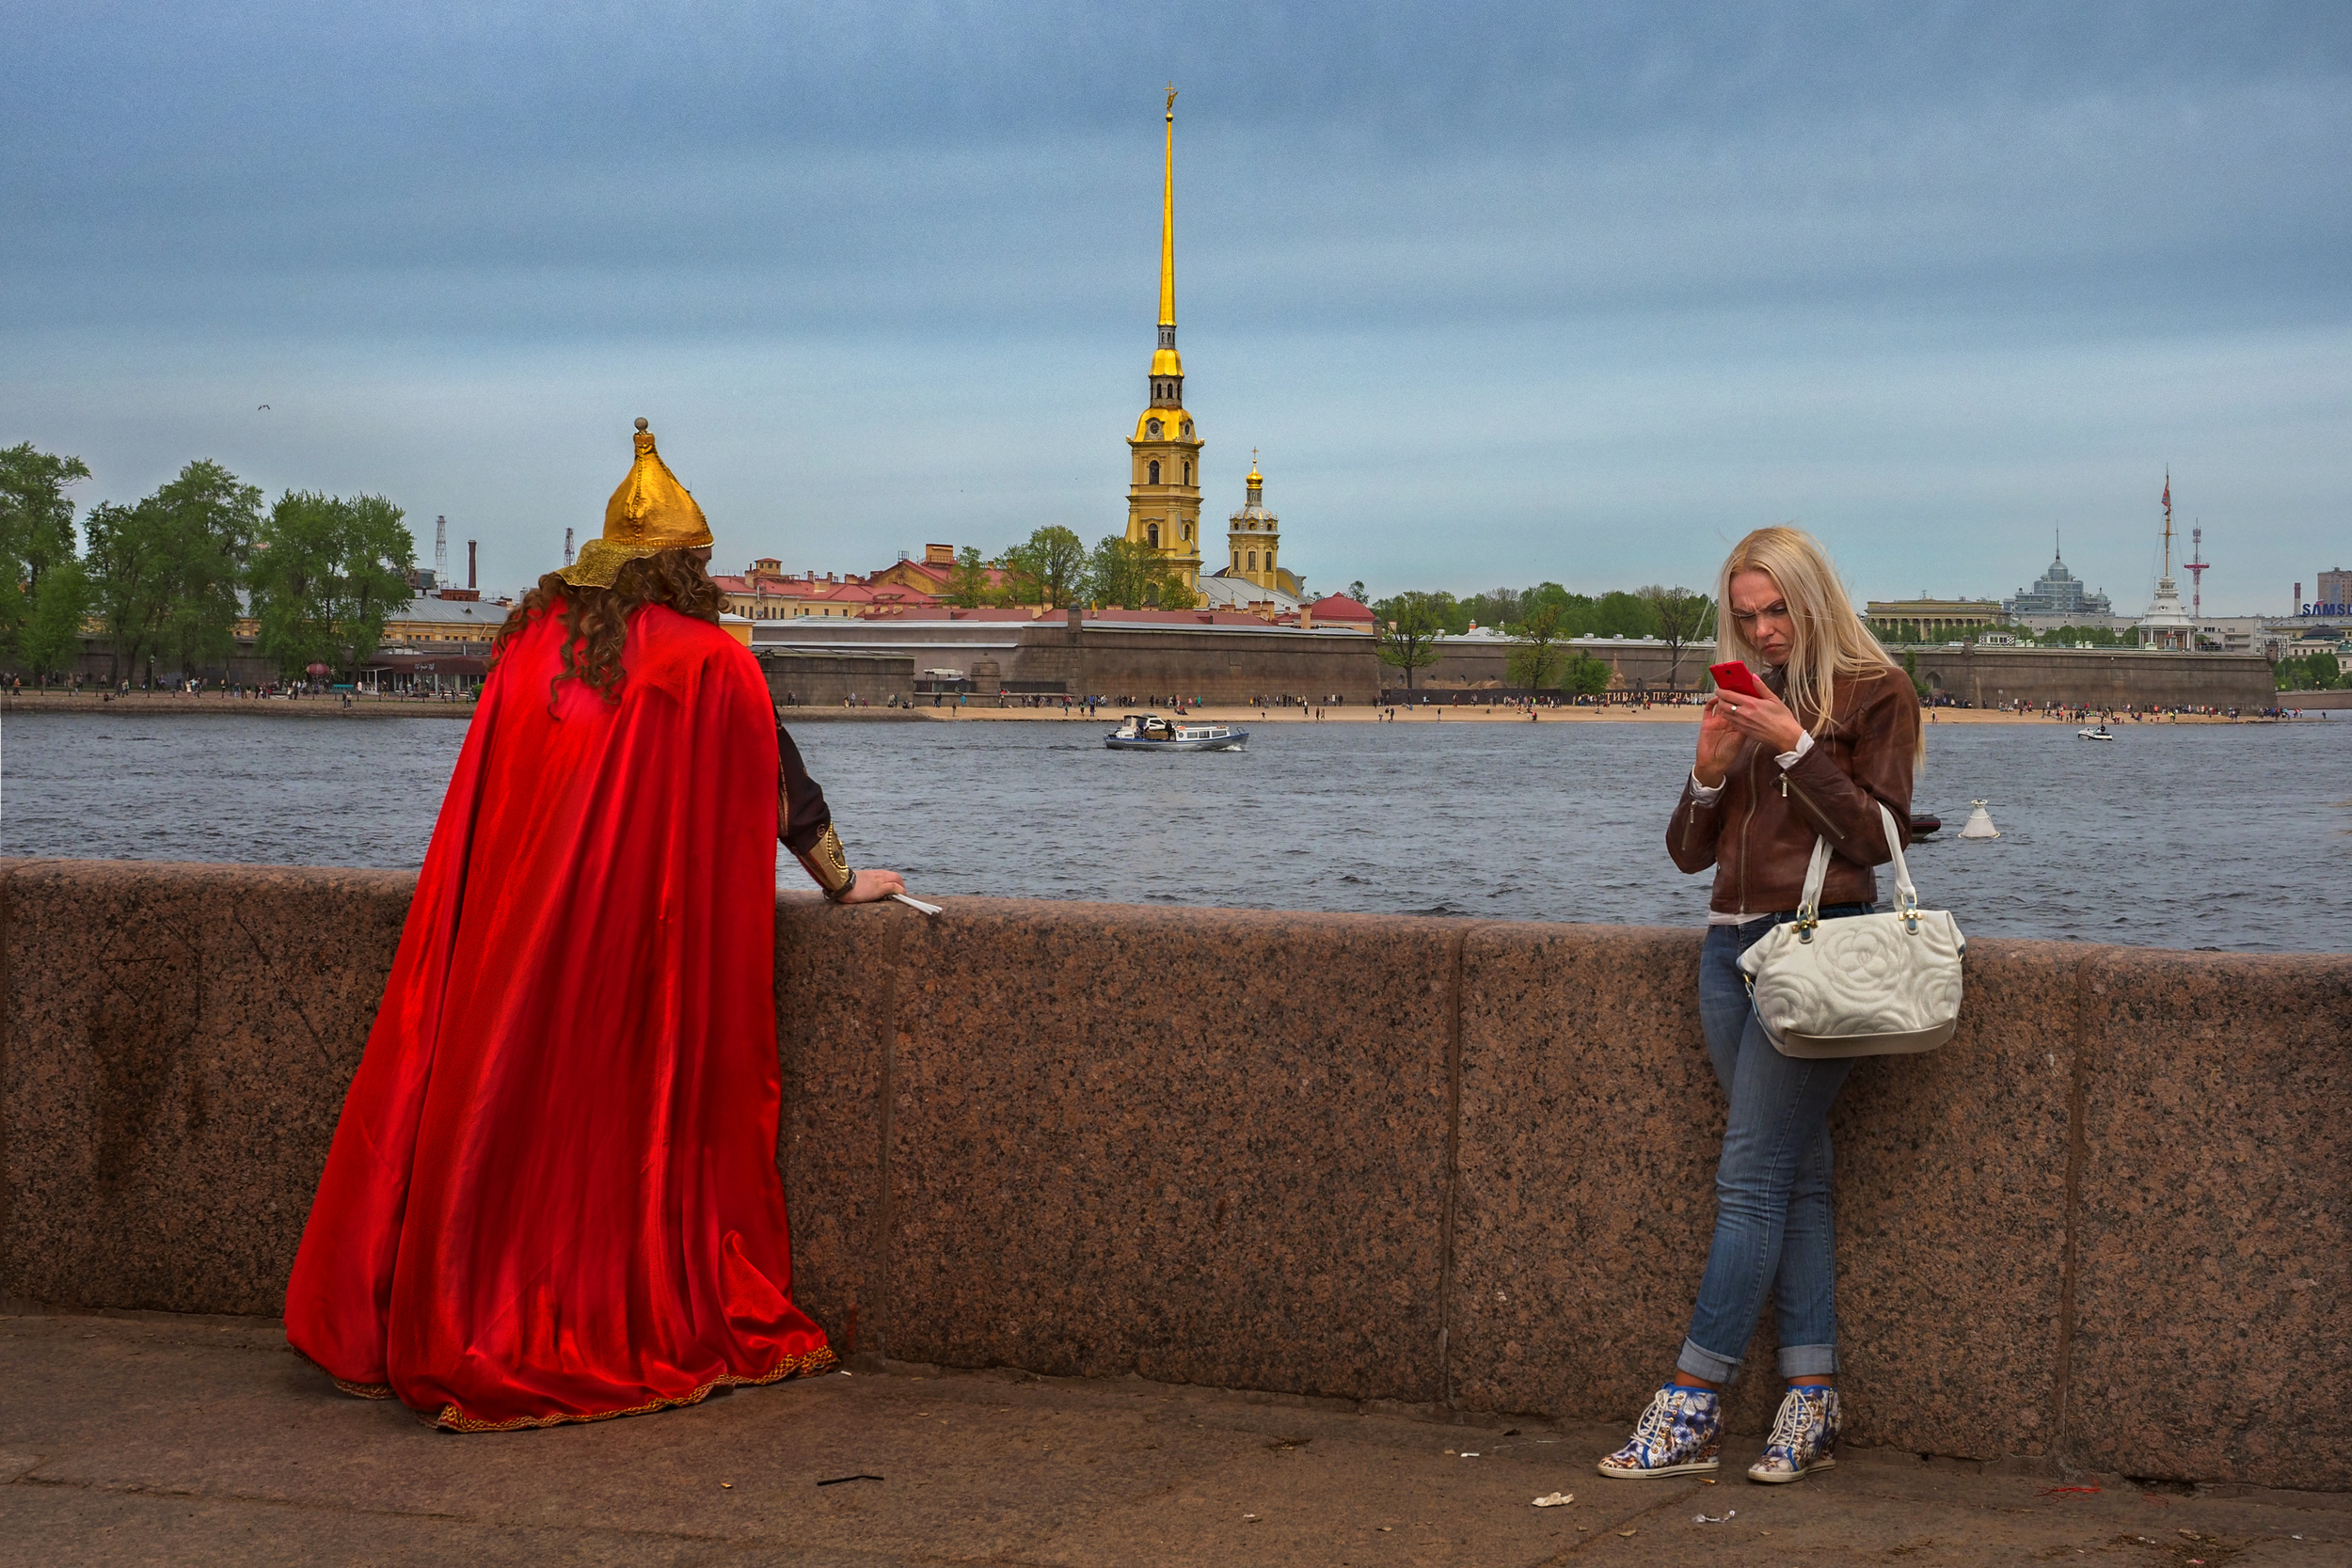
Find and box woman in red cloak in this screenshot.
[286,420,905,1430]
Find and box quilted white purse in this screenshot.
[1736,802,1966,1059]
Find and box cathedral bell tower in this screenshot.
[1226,456,1279,591]
[1125,85,1203,590]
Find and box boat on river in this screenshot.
[2077,725,2114,740]
[1104,713,1248,752]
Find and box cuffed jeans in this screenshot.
[1676,905,1869,1386]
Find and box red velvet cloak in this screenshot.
[285,605,833,1430]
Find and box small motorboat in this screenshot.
[1908,814,1943,838]
[2077,725,2114,740]
[1104,713,1248,752]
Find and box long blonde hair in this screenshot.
[1715,526,1915,753]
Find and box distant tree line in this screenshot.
[0,441,414,688]
[2277,651,2344,692]
[936,526,1201,611]
[1875,620,2136,648]
[1365,580,1714,693]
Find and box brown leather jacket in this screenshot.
[1667,663,1918,917]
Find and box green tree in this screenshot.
[248,491,417,680]
[1376,589,1467,636]
[1345,579,1367,605]
[0,442,92,654]
[1375,591,1448,691]
[1564,651,1613,697]
[19,556,93,680]
[942,546,996,608]
[1085,534,1198,609]
[82,499,175,686]
[996,526,1089,609]
[82,461,262,686]
[1467,585,1521,630]
[329,494,416,677]
[249,492,339,675]
[1589,589,1658,639]
[1636,584,1713,689]
[1505,601,1566,689]
[2277,652,2344,691]
[153,461,261,679]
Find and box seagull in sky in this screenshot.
[257,404,270,411]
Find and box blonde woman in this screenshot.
[1598,526,1923,1484]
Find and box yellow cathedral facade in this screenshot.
[1125,87,1205,590]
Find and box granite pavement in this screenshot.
[5,1310,2344,1567]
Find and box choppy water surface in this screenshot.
[6,711,2347,952]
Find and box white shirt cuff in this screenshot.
[1688,771,1724,803]
[1775,731,1815,770]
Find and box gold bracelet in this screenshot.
[798,823,854,899]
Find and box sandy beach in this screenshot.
[936,700,2297,726]
[4,690,2317,726]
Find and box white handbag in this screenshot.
[1736,802,1966,1059]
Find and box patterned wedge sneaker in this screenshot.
[1747,1385,1840,1482]
[1597,1383,1723,1479]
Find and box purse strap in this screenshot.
[1794,800,1921,934]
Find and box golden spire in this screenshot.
[1146,85,1184,395]
[1159,83,1177,328]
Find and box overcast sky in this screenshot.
[6,1,2347,610]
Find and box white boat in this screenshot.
[1104,713,1248,752]
[2076,726,2114,740]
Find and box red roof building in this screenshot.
[714,559,939,622]
[1303,594,1377,632]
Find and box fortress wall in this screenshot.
[4,857,2344,1486]
[1909,648,2278,708]
[978,623,2277,708]
[755,650,916,707]
[1018,624,1388,703]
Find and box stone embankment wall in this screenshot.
[1908,647,2278,709]
[977,622,2277,708]
[2,859,2343,1487]
[755,650,918,707]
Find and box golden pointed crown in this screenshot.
[559,418,714,587]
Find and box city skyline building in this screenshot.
[1123,86,1204,592]
[2001,532,2114,622]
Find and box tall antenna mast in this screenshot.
[435,515,449,585]
[564,527,575,567]
[2186,524,2209,627]
[2159,471,2173,577]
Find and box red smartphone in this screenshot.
[1709,661,1769,699]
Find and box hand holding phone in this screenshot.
[1709,661,1769,699]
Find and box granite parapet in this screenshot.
[4,857,2346,1487]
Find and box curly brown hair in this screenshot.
[492,547,724,702]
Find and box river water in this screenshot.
[5,711,2346,952]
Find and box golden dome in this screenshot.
[562,418,714,587]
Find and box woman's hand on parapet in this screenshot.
[1693,700,1744,786]
[839,868,908,905]
[1711,685,1806,756]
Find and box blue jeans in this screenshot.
[1677,905,1870,1385]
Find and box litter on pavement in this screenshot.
[1532,1492,1574,1508]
